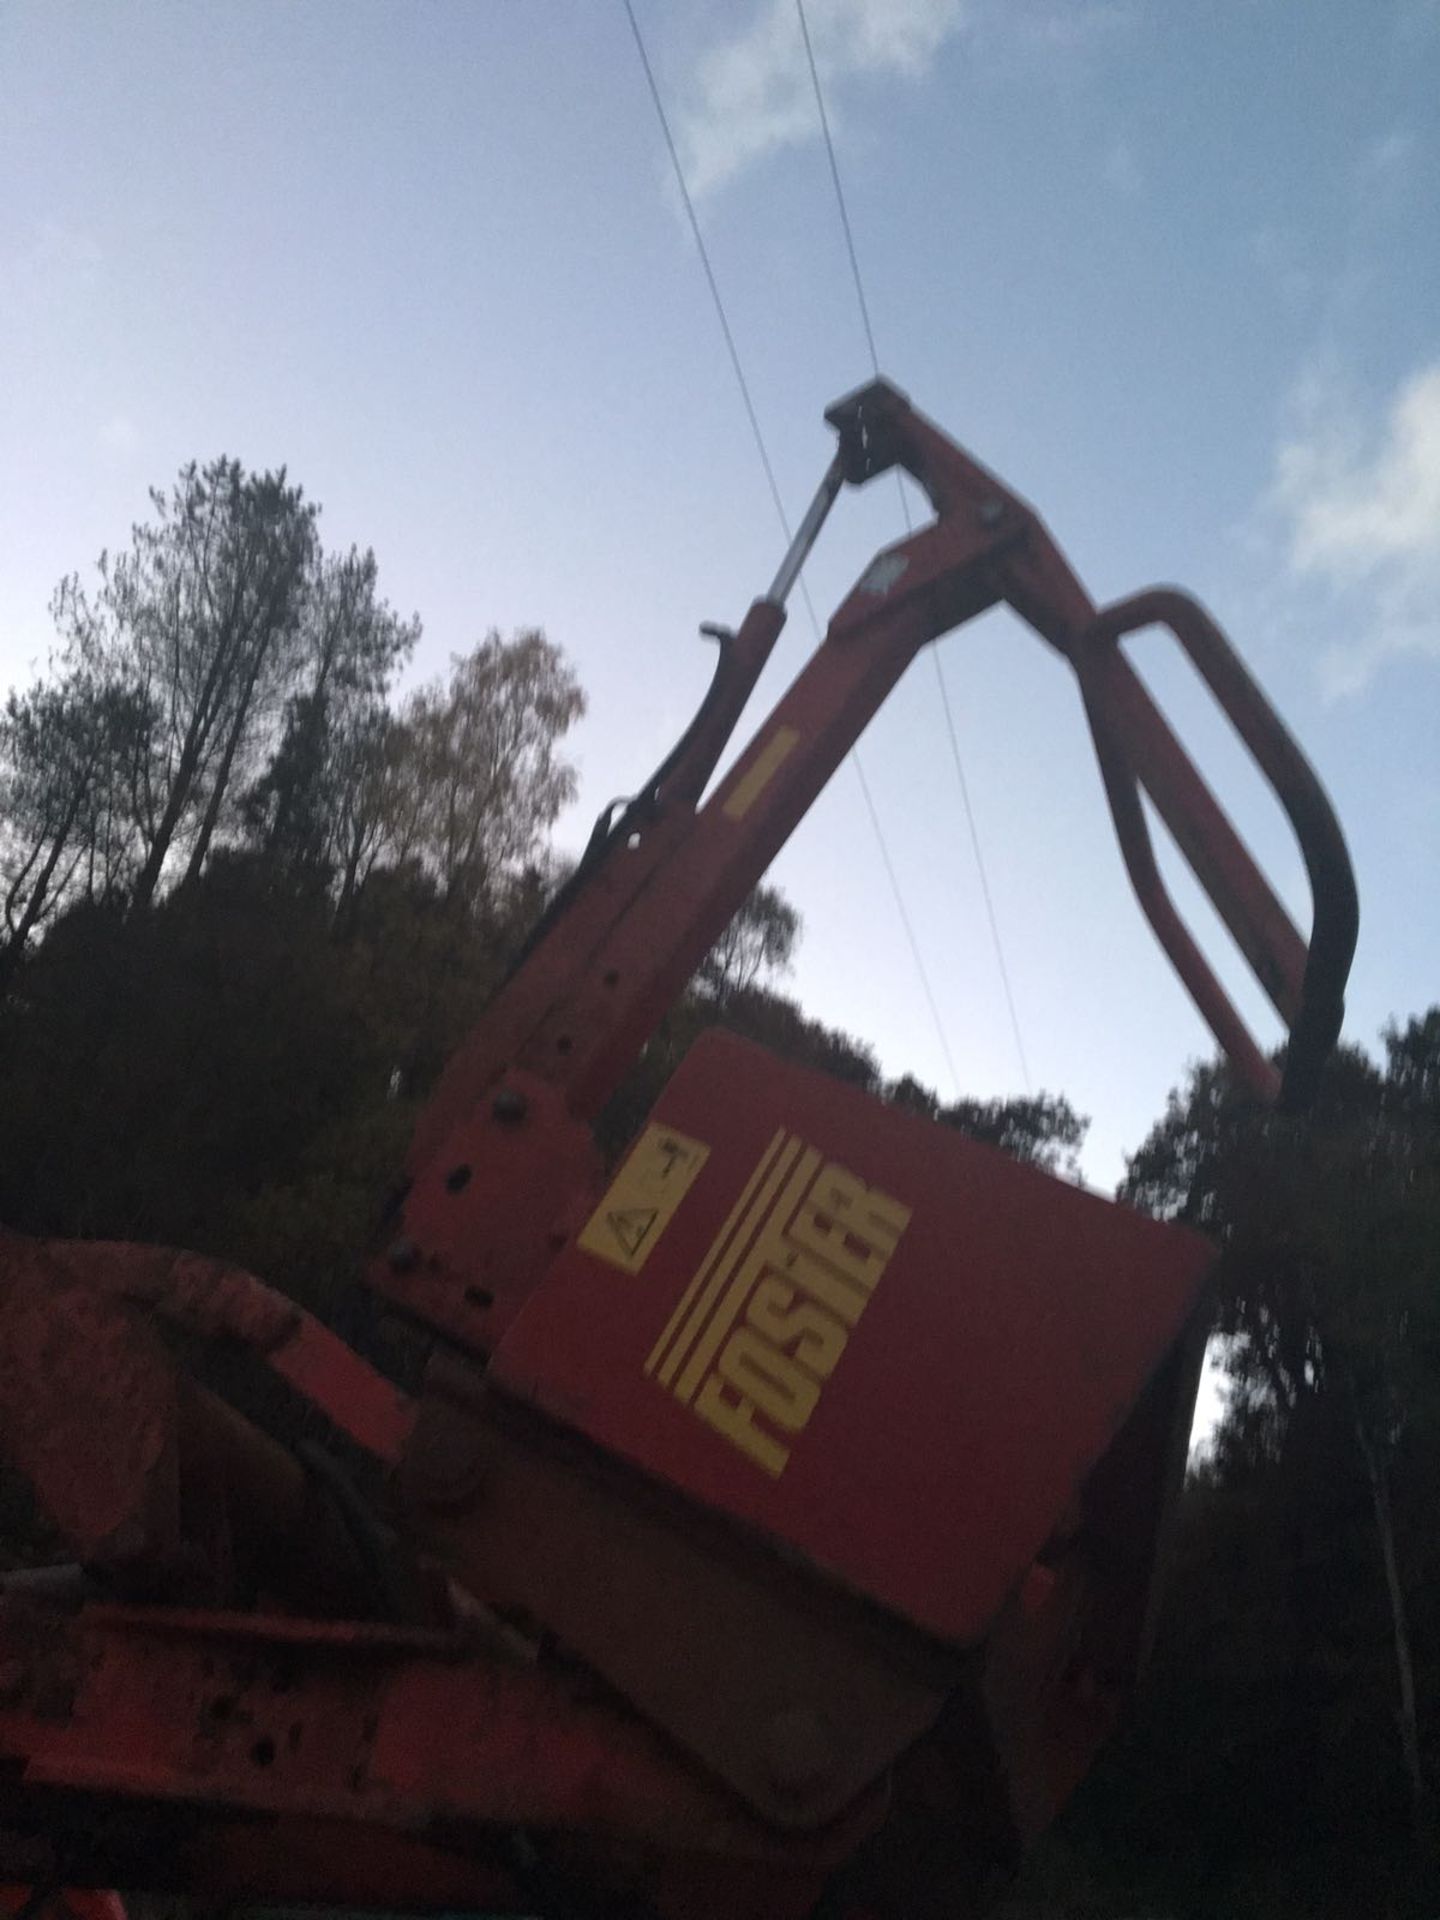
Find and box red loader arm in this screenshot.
[0,382,1356,1919]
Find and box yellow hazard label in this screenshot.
[578,1124,711,1274]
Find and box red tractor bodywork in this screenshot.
[0,382,1357,1917]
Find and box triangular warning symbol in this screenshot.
[607,1207,659,1257]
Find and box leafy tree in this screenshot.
[988,1022,1440,1917]
[1122,1027,1440,1851]
[329,706,408,922]
[696,881,801,1004]
[391,629,585,914]
[0,664,147,992]
[1386,1007,1440,1126]
[51,457,318,912]
[888,1074,1089,1176]
[944,1090,1088,1175]
[243,546,419,892]
[0,867,353,1252]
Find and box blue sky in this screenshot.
[3,0,1437,1194]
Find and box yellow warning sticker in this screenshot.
[577,1124,711,1274]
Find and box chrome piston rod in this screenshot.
[766,454,847,608]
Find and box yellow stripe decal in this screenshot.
[721,726,800,821]
[654,1135,804,1390]
[645,1126,786,1378]
[674,1145,823,1404]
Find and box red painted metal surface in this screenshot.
[490,1031,1214,1646]
[411,1032,1211,1837]
[0,1233,414,1606]
[1076,589,1357,1109]
[373,380,1355,1359]
[2,1894,127,1920]
[368,1067,606,1355]
[0,381,1358,1916]
[395,1376,955,1829]
[0,1601,868,1910]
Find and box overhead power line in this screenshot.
[848,749,963,1095]
[793,0,881,377]
[622,0,963,1096]
[620,0,791,541]
[792,0,911,534]
[931,673,1033,1090]
[795,0,1033,1094]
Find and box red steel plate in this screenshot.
[490,1031,1212,1645]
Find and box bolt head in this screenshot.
[387,1236,420,1273]
[492,1086,528,1123]
[978,496,1006,527]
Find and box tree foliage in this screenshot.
[52,458,322,909]
[697,882,801,1004]
[0,664,145,991]
[391,629,585,912]
[1,462,435,966]
[242,544,419,893]
[890,1075,1090,1176]
[1099,1025,1440,1903]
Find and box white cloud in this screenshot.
[675,0,967,201]
[1271,359,1440,695]
[672,0,1142,200]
